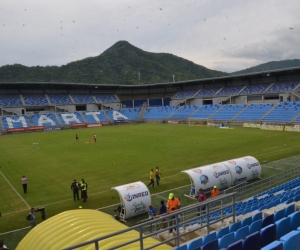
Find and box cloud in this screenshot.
[0,0,299,73]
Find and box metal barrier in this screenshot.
[223,166,300,202]
[62,193,237,250]
[63,167,300,250]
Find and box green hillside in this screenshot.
[231,59,300,75]
[0,41,227,85]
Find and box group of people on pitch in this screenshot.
[71,179,88,202]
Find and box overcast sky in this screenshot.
[1,0,299,73]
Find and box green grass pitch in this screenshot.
[0,123,300,237]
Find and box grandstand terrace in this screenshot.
[1,67,300,249]
[0,66,299,131]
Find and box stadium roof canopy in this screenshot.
[1,66,300,91]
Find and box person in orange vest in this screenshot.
[211,186,220,207]
[211,186,220,197]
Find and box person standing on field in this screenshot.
[21,175,28,194]
[28,208,36,228]
[71,179,79,201]
[155,167,163,185]
[147,169,155,188]
[81,180,87,202]
[76,134,79,142]
[93,134,96,142]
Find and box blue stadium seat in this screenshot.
[280,230,300,250]
[288,211,300,230]
[249,219,262,234]
[285,204,295,217]
[234,225,249,241]
[187,237,202,250]
[229,221,241,233]
[262,214,274,228]
[243,231,260,250]
[223,239,243,250]
[241,216,252,227]
[203,231,217,245]
[261,241,283,250]
[252,212,262,222]
[274,208,286,222]
[216,226,230,239]
[175,244,187,250]
[260,224,276,248]
[275,217,290,239]
[201,239,218,250]
[218,232,235,250]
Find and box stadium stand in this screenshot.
[121,100,133,108]
[2,115,31,129]
[30,113,60,127]
[266,81,300,93]
[94,94,118,103]
[82,111,109,124]
[171,176,300,250]
[168,105,200,120]
[143,106,178,120]
[134,99,147,107]
[234,104,275,122]
[56,112,85,125]
[0,94,23,106]
[47,94,73,104]
[149,98,163,107]
[210,104,246,121]
[194,87,221,97]
[106,108,141,121]
[215,86,244,96]
[189,104,221,120]
[173,89,199,99]
[261,102,300,123]
[71,94,94,103]
[240,83,272,95]
[22,94,49,105]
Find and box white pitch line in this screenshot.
[0,226,31,236]
[0,171,30,209]
[256,144,300,157]
[262,166,285,170]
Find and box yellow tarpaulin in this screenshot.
[17,209,170,250]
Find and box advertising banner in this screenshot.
[182,156,261,194]
[101,121,111,125]
[260,124,285,131]
[285,125,300,132]
[44,126,61,131]
[111,181,151,219]
[115,120,128,123]
[6,126,45,133]
[86,124,102,128]
[168,120,180,124]
[222,156,261,185]
[182,163,232,194]
[70,123,86,128]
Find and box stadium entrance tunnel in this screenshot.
[17,209,169,250]
[181,156,261,197]
[111,181,152,221]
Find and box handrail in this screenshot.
[62,193,237,250]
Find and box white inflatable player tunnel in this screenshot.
[182,156,261,196]
[111,181,152,220]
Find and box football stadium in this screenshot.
[1,67,300,249]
